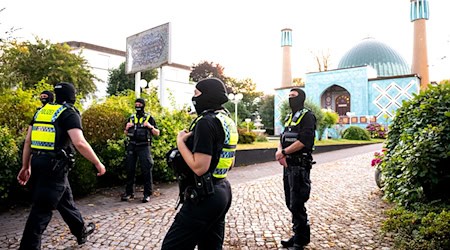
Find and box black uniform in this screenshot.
[281,109,316,247]
[124,113,157,198]
[162,112,233,250]
[20,105,85,249]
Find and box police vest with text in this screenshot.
[281,108,310,151]
[189,110,239,179]
[31,103,73,152]
[127,114,153,146]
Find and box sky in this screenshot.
[2,0,450,93]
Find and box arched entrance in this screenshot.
[320,85,351,116]
[335,95,350,116]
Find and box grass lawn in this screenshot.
[236,138,385,150]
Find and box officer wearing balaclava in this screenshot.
[162,78,238,250]
[275,88,316,249]
[17,82,106,249]
[122,98,160,203]
[39,90,54,106]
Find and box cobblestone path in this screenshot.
[0,148,393,249]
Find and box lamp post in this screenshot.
[245,118,251,132]
[228,93,243,125]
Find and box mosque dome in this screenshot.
[337,38,410,77]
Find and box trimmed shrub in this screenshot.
[382,204,450,249]
[342,126,371,140]
[238,129,256,144]
[381,82,450,205]
[255,133,268,142]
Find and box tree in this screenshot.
[317,110,339,140]
[259,95,274,134]
[223,78,263,123]
[106,62,158,96]
[0,38,97,97]
[189,61,227,83]
[310,49,331,72]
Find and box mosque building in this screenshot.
[274,0,430,136]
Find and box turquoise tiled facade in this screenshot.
[274,66,420,136]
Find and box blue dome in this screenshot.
[338,38,410,77]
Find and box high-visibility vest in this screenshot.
[189,111,238,179]
[130,114,151,124]
[127,113,152,143]
[31,104,67,151]
[284,108,309,127]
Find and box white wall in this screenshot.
[70,47,125,100]
[70,43,193,109]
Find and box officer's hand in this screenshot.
[143,121,153,129]
[278,157,288,168]
[125,122,133,130]
[95,162,106,176]
[275,149,284,161]
[177,130,192,143]
[17,167,31,186]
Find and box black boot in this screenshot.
[77,222,95,245]
[280,237,294,248]
[293,243,305,249]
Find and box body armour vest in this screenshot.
[281,108,309,149]
[127,113,152,145]
[189,110,238,179]
[31,104,68,151]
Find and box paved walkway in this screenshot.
[0,144,393,249]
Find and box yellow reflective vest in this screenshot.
[31,104,67,151]
[189,111,238,179]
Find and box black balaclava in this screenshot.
[289,88,306,112]
[192,78,228,114]
[40,90,54,105]
[135,98,146,117]
[54,82,76,104]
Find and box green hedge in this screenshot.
[381,82,450,205]
[342,126,371,140]
[0,87,191,203]
[383,204,450,249]
[0,126,20,200]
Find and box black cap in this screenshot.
[195,78,228,105]
[135,98,146,107]
[54,82,76,104]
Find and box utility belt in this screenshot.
[31,149,75,172]
[127,140,151,147]
[166,148,222,208]
[182,172,221,205]
[286,152,315,169]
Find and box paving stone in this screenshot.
[0,150,394,249]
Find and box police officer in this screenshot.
[162,78,238,250]
[17,82,106,249]
[122,98,160,203]
[275,88,316,249]
[39,90,54,107]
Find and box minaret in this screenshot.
[281,28,292,88]
[410,0,430,90]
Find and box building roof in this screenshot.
[337,38,410,77]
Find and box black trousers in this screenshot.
[125,144,154,197]
[161,179,232,250]
[20,155,84,250]
[283,162,311,246]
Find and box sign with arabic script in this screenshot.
[126,23,171,74]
